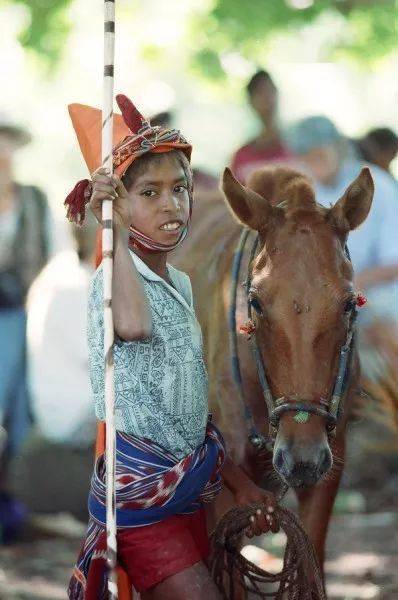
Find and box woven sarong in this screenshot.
[68,421,225,599]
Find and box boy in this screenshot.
[66,94,276,600]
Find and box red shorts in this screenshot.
[117,508,210,592]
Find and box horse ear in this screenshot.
[329,167,374,232]
[221,168,273,230]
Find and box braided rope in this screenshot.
[102,1,117,598]
[210,503,326,600]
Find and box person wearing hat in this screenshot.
[285,115,398,290]
[0,114,50,542]
[66,94,277,600]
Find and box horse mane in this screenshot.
[247,166,316,211]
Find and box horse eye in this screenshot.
[344,297,357,313]
[250,296,263,315]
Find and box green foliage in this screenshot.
[3,0,398,73]
[2,0,73,67]
[334,3,398,63]
[191,48,224,80]
[191,0,398,78]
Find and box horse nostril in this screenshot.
[319,448,332,475]
[273,449,292,475]
[273,449,285,472]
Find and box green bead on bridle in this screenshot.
[293,410,311,424]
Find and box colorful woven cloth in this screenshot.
[68,421,225,599]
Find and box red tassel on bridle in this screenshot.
[356,292,367,308]
[64,179,93,224]
[239,319,256,339]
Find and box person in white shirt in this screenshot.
[27,220,97,447]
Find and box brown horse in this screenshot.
[173,164,374,569]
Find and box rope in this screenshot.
[210,503,326,600]
[102,1,117,598]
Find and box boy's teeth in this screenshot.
[161,222,180,230]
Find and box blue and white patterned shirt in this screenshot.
[87,251,208,459]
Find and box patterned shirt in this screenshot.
[87,251,208,459]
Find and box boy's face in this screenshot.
[127,154,190,245]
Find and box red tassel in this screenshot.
[116,94,146,133]
[64,179,92,224]
[356,292,367,308]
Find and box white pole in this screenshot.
[102,1,117,598]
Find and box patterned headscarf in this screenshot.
[65,94,193,252]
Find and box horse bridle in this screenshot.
[229,228,357,451]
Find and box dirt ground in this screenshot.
[0,505,397,600]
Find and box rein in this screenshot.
[230,228,357,450]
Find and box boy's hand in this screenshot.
[235,480,279,538]
[90,167,132,229]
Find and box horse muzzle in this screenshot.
[273,441,332,488]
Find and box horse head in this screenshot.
[222,165,374,488]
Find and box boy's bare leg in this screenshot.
[142,561,221,600]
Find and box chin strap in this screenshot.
[128,223,189,253]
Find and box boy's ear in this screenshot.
[329,167,374,232]
[221,168,274,231]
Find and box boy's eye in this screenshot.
[174,185,187,193]
[142,190,156,197]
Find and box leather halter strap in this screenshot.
[229,228,356,449]
[270,400,336,431]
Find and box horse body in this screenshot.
[173,194,253,463]
[172,165,373,567]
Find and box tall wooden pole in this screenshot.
[102,1,117,598]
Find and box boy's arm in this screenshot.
[112,225,152,341]
[90,167,152,342]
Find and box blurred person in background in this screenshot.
[230,69,293,184]
[286,116,398,424]
[26,218,97,447]
[285,116,398,288]
[356,127,398,178]
[10,219,98,521]
[0,114,50,542]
